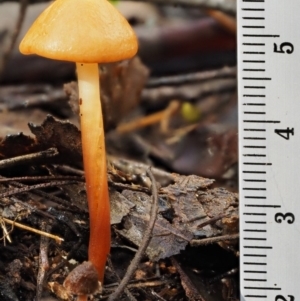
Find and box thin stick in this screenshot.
[0,175,84,183]
[116,101,179,134]
[146,66,236,87]
[206,9,236,34]
[1,217,63,243]
[36,221,50,301]
[107,258,137,301]
[190,233,239,246]
[107,168,159,301]
[120,0,236,14]
[0,148,59,169]
[0,180,75,198]
[0,0,28,75]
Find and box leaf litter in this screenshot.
[0,114,239,300]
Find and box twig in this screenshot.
[107,168,159,301]
[0,217,12,245]
[36,221,51,301]
[196,213,230,229]
[105,279,168,291]
[206,9,236,34]
[108,156,174,186]
[171,257,202,300]
[108,181,150,194]
[190,233,239,246]
[0,175,84,183]
[0,180,76,198]
[1,217,63,243]
[142,78,236,106]
[120,0,236,14]
[107,258,137,301]
[0,148,59,169]
[0,176,85,212]
[0,0,28,76]
[146,66,236,88]
[116,101,180,134]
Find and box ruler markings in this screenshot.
[244,278,267,281]
[243,187,267,191]
[243,146,266,148]
[243,163,271,165]
[243,138,266,140]
[243,104,266,106]
[243,69,266,71]
[243,120,280,123]
[243,246,273,250]
[244,230,267,232]
[243,156,266,158]
[244,110,266,115]
[243,26,265,29]
[243,17,265,20]
[242,8,265,11]
[244,254,267,257]
[243,188,266,190]
[244,271,267,274]
[244,86,266,89]
[243,60,265,63]
[243,213,266,216]
[243,34,279,37]
[244,129,266,131]
[243,43,265,46]
[243,171,266,173]
[243,95,265,97]
[243,77,271,80]
[239,2,300,299]
[244,238,267,241]
[243,52,265,54]
[245,221,266,224]
[243,261,267,265]
[244,295,267,298]
[244,287,281,291]
[244,179,266,181]
[245,205,281,208]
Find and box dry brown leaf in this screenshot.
[111,174,238,261]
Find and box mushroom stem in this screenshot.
[76,63,111,282]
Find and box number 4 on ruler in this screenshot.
[274,127,294,140]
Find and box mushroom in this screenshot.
[64,261,101,301]
[19,0,138,284]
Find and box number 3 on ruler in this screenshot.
[275,212,295,224]
[275,295,295,301]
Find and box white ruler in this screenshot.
[238,0,300,300]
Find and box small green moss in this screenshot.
[181,102,201,123]
[109,0,119,5]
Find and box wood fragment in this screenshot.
[1,217,63,243]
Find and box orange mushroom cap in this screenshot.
[19,0,138,63]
